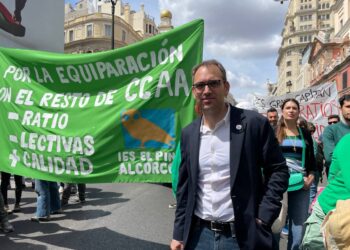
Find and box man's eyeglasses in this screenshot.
[192,79,222,91]
[328,121,338,125]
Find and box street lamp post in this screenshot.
[286,80,292,93]
[110,0,117,50]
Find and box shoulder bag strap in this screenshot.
[298,127,306,169]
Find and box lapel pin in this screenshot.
[236,124,242,130]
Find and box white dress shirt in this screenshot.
[194,105,234,222]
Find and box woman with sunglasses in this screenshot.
[275,98,316,250]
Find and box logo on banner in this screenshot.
[121,109,175,148]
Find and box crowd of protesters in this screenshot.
[0,178,86,232]
[264,95,350,250]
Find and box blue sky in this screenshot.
[65,0,289,102]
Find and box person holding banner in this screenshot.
[1,172,23,213]
[31,180,62,222]
[171,60,289,250]
[275,98,316,250]
[323,94,350,177]
[61,183,86,206]
[0,192,14,233]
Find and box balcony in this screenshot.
[295,7,317,14]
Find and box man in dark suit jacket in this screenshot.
[170,60,289,250]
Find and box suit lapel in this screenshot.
[190,118,201,188]
[229,106,246,190]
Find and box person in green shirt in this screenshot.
[322,94,350,176]
[301,133,350,249]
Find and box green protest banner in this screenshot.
[0,19,204,183]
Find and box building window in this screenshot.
[148,24,152,34]
[86,24,93,38]
[300,15,312,22]
[287,50,292,56]
[145,24,148,33]
[98,5,102,12]
[69,30,74,42]
[318,14,330,20]
[299,59,302,65]
[343,72,348,90]
[289,39,292,44]
[300,35,312,43]
[122,30,126,42]
[287,61,292,66]
[104,24,112,37]
[286,71,292,77]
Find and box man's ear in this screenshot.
[191,86,196,97]
[224,81,230,94]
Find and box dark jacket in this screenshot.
[173,106,289,250]
[299,127,317,175]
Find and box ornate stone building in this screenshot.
[64,0,168,53]
[275,0,336,95]
[295,0,350,96]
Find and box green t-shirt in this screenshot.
[318,134,350,214]
[322,122,350,167]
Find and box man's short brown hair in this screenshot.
[192,60,227,83]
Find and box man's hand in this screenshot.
[255,218,268,227]
[303,174,315,190]
[170,239,184,250]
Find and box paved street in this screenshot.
[1,182,176,250]
[1,177,327,250]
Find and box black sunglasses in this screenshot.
[328,121,338,125]
[192,79,222,91]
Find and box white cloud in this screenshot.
[207,34,282,59]
[227,70,259,88]
[158,0,288,100]
[159,0,287,43]
[226,70,267,102]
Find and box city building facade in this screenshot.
[306,36,350,95]
[303,0,350,96]
[64,0,161,53]
[333,0,350,38]
[276,0,336,95]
